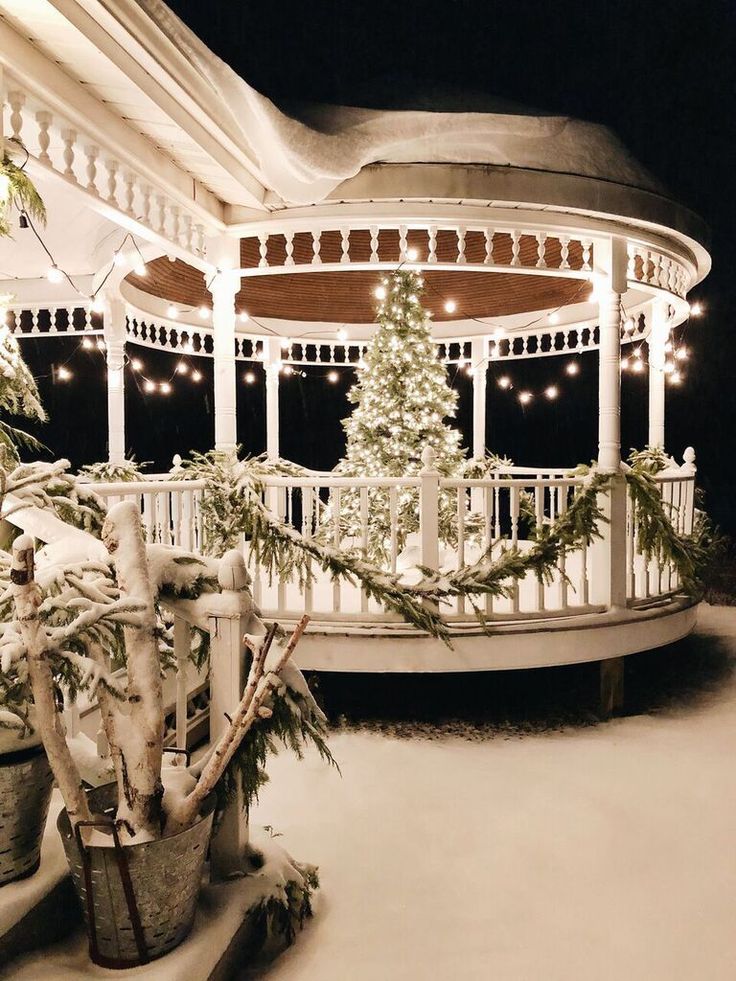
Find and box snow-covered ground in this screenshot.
[246,604,736,981]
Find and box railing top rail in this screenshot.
[89,479,208,495]
[441,476,588,489]
[260,475,422,488]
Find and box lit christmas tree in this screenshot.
[335,269,465,559]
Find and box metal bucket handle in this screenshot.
[74,818,150,967]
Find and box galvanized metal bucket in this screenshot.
[0,746,53,886]
[57,783,215,969]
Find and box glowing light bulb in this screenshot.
[374,286,387,300]
[327,370,339,383]
[337,328,348,341]
[690,302,703,317]
[280,337,290,349]
[670,371,682,384]
[633,347,642,360]
[565,362,579,376]
[144,379,156,393]
[444,300,457,314]
[160,381,171,394]
[96,339,105,350]
[664,361,675,375]
[167,304,179,319]
[191,370,202,382]
[664,341,673,353]
[466,365,475,376]
[57,366,72,381]
[239,311,249,323]
[47,265,63,283]
[547,312,560,325]
[133,260,146,277]
[182,342,195,354]
[244,371,255,384]
[131,358,143,371]
[498,376,511,389]
[113,250,126,268]
[631,359,644,373]
[621,357,630,370]
[199,306,209,319]
[90,296,105,314]
[493,328,506,342]
[176,361,189,374]
[624,318,635,332]
[82,337,93,350]
[675,347,688,361]
[282,364,293,375]
[406,247,418,261]
[544,385,558,399]
[518,391,532,405]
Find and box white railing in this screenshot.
[91,479,207,552]
[626,458,697,605]
[89,451,697,627]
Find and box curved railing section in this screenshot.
[89,454,697,631]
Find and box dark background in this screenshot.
[20,0,736,531]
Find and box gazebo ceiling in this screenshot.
[126,256,594,324]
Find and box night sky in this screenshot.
[20,1,736,532]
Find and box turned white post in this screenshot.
[102,294,127,464]
[209,238,240,452]
[648,298,670,449]
[419,445,440,571]
[264,337,281,460]
[596,237,628,612]
[471,337,488,459]
[207,550,254,879]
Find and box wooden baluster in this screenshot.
[106,158,119,206]
[484,484,494,617]
[369,226,379,263]
[484,228,494,265]
[35,111,52,165]
[558,486,569,610]
[360,486,369,613]
[560,235,570,270]
[61,129,77,180]
[258,232,268,268]
[535,231,547,268]
[124,172,136,216]
[8,91,24,142]
[456,227,466,263]
[399,225,408,261]
[510,486,520,612]
[173,616,191,761]
[181,489,193,551]
[332,487,342,613]
[535,483,545,611]
[510,230,521,266]
[85,145,99,195]
[341,228,350,263]
[456,486,465,617]
[284,230,295,265]
[311,230,321,265]
[389,486,398,574]
[428,226,437,264]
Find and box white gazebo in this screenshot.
[0,0,711,690]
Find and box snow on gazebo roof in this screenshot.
[142,1,662,207]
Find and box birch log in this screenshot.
[11,535,91,827]
[102,501,164,839]
[168,616,309,832]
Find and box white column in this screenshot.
[264,337,281,460]
[596,238,627,473]
[209,236,241,453]
[647,298,669,449]
[471,337,488,459]
[595,237,628,613]
[102,295,126,464]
